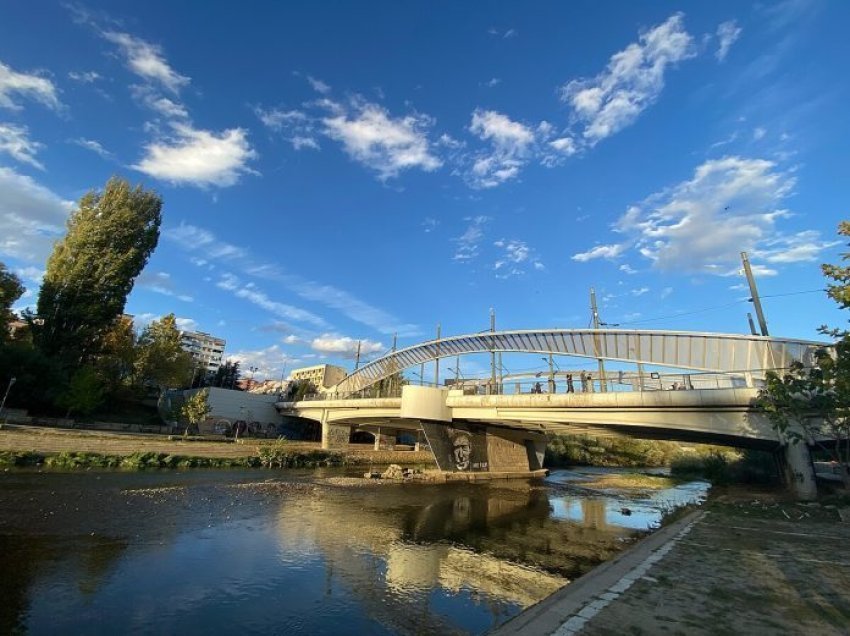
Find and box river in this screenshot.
[0,468,708,635]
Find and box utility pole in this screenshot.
[747,312,758,336]
[455,355,460,384]
[590,288,608,392]
[354,340,362,370]
[548,354,555,393]
[741,252,769,336]
[390,332,398,396]
[434,323,441,386]
[490,308,497,395]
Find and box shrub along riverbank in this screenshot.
[547,434,781,486]
[0,442,355,471]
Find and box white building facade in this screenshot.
[179,330,226,377]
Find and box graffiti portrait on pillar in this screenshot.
[447,426,488,472]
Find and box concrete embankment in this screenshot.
[493,496,850,635]
[0,425,435,466]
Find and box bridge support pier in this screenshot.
[373,427,397,451]
[321,415,351,451]
[782,442,817,501]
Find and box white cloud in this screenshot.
[0,60,61,111]
[468,109,535,188]
[311,334,385,359]
[0,167,73,262]
[68,70,101,83]
[322,100,441,179]
[283,334,301,345]
[71,137,113,159]
[227,344,301,381]
[216,273,329,328]
[660,287,673,299]
[753,126,767,140]
[175,317,198,331]
[571,243,627,262]
[103,31,189,93]
[136,271,194,302]
[492,239,544,277]
[168,222,417,336]
[549,137,577,156]
[716,20,742,62]
[422,217,438,233]
[0,123,44,169]
[619,264,637,274]
[484,78,501,88]
[560,13,695,144]
[254,106,319,150]
[453,215,490,262]
[133,123,257,187]
[132,86,189,119]
[631,287,650,296]
[584,155,835,275]
[307,75,331,94]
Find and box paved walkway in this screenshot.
[494,501,850,635]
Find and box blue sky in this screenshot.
[1,1,848,380]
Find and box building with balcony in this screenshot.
[179,330,226,377]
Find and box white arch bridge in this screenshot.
[277,329,829,493]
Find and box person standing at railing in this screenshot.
[566,373,574,393]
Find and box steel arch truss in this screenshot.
[332,329,828,395]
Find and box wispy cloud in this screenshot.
[0,123,44,169]
[574,155,837,275]
[453,215,490,262]
[560,13,696,145]
[715,20,742,61]
[467,109,535,188]
[254,106,319,150]
[165,222,419,336]
[0,167,73,262]
[102,30,189,93]
[321,98,442,179]
[71,137,114,159]
[306,75,331,94]
[0,60,62,111]
[311,334,385,359]
[493,239,545,277]
[136,271,194,302]
[68,70,101,83]
[216,273,329,328]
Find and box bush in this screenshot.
[670,449,779,485]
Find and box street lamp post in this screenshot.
[542,356,560,393]
[0,377,16,421]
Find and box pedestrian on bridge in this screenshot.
[566,373,574,393]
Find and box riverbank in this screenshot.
[0,424,435,469]
[493,487,850,635]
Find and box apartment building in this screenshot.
[287,364,347,392]
[179,330,226,377]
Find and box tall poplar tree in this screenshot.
[0,262,25,342]
[34,177,162,365]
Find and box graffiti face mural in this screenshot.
[451,432,472,471]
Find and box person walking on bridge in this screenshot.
[566,373,574,393]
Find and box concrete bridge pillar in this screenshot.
[373,427,397,451]
[782,442,817,501]
[320,411,351,450]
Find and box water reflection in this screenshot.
[0,469,707,635]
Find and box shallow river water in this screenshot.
[0,467,708,635]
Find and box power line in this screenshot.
[613,288,827,327]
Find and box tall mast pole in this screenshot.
[434,323,441,386]
[741,252,769,336]
[590,288,607,392]
[490,308,497,395]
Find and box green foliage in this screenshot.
[0,341,65,412]
[135,313,193,392]
[284,379,317,401]
[756,222,850,486]
[211,360,240,389]
[0,262,24,341]
[256,439,343,468]
[180,388,211,436]
[94,315,139,405]
[545,434,685,468]
[670,449,779,485]
[34,177,162,365]
[58,365,105,418]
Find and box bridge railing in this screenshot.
[288,367,791,402]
